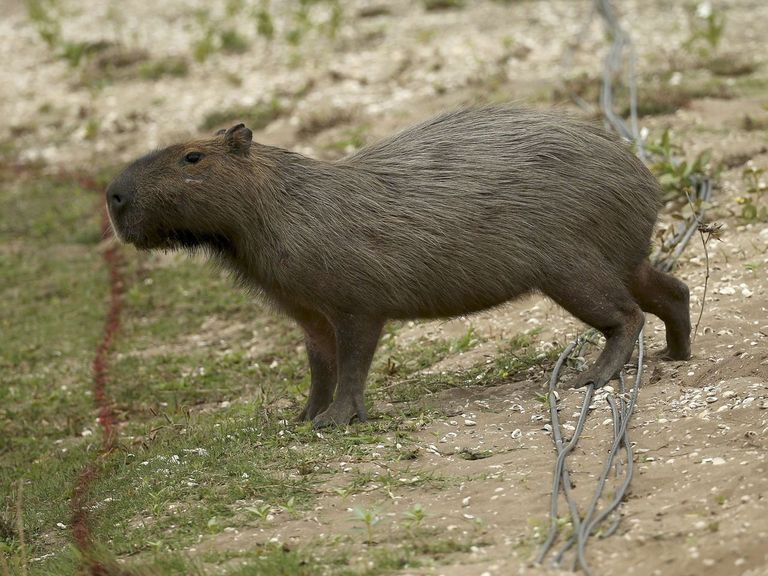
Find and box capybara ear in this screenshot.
[215,128,227,135]
[223,123,253,155]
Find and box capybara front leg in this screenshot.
[312,314,383,428]
[295,311,337,422]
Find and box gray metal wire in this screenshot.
[536,0,712,572]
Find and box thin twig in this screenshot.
[693,229,710,342]
[682,188,721,342]
[693,222,722,341]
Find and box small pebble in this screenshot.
[702,457,726,466]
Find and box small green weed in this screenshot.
[423,0,466,10]
[253,0,275,40]
[450,326,480,354]
[138,56,189,80]
[353,507,381,545]
[24,0,63,50]
[684,3,726,56]
[219,28,250,54]
[193,8,251,62]
[646,128,714,202]
[403,504,426,532]
[737,165,767,221]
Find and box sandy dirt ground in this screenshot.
[2,0,767,575]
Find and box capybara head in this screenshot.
[106,124,255,251]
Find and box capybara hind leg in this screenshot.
[294,310,337,422]
[546,274,645,389]
[312,314,383,428]
[629,260,691,360]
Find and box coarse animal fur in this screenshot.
[107,106,691,427]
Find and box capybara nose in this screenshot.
[107,181,133,214]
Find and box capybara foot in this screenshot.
[573,366,616,389]
[656,345,691,361]
[297,398,333,423]
[312,399,367,428]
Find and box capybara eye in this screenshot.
[184,152,203,164]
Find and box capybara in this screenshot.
[107,106,691,427]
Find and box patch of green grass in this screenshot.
[1,166,554,573]
[200,98,284,132]
[24,0,61,49]
[0,172,110,573]
[0,177,101,244]
[253,1,275,40]
[422,0,465,11]
[198,525,486,575]
[192,9,252,62]
[219,28,250,54]
[83,406,320,557]
[138,56,190,80]
[0,177,105,467]
[373,328,555,404]
[193,28,217,62]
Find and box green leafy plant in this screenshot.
[449,326,480,354]
[24,0,61,48]
[245,504,272,520]
[646,129,713,202]
[192,8,251,62]
[285,0,345,47]
[324,0,343,40]
[352,507,381,546]
[254,0,275,40]
[281,496,298,515]
[403,504,426,535]
[684,2,726,55]
[737,165,767,221]
[219,28,250,54]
